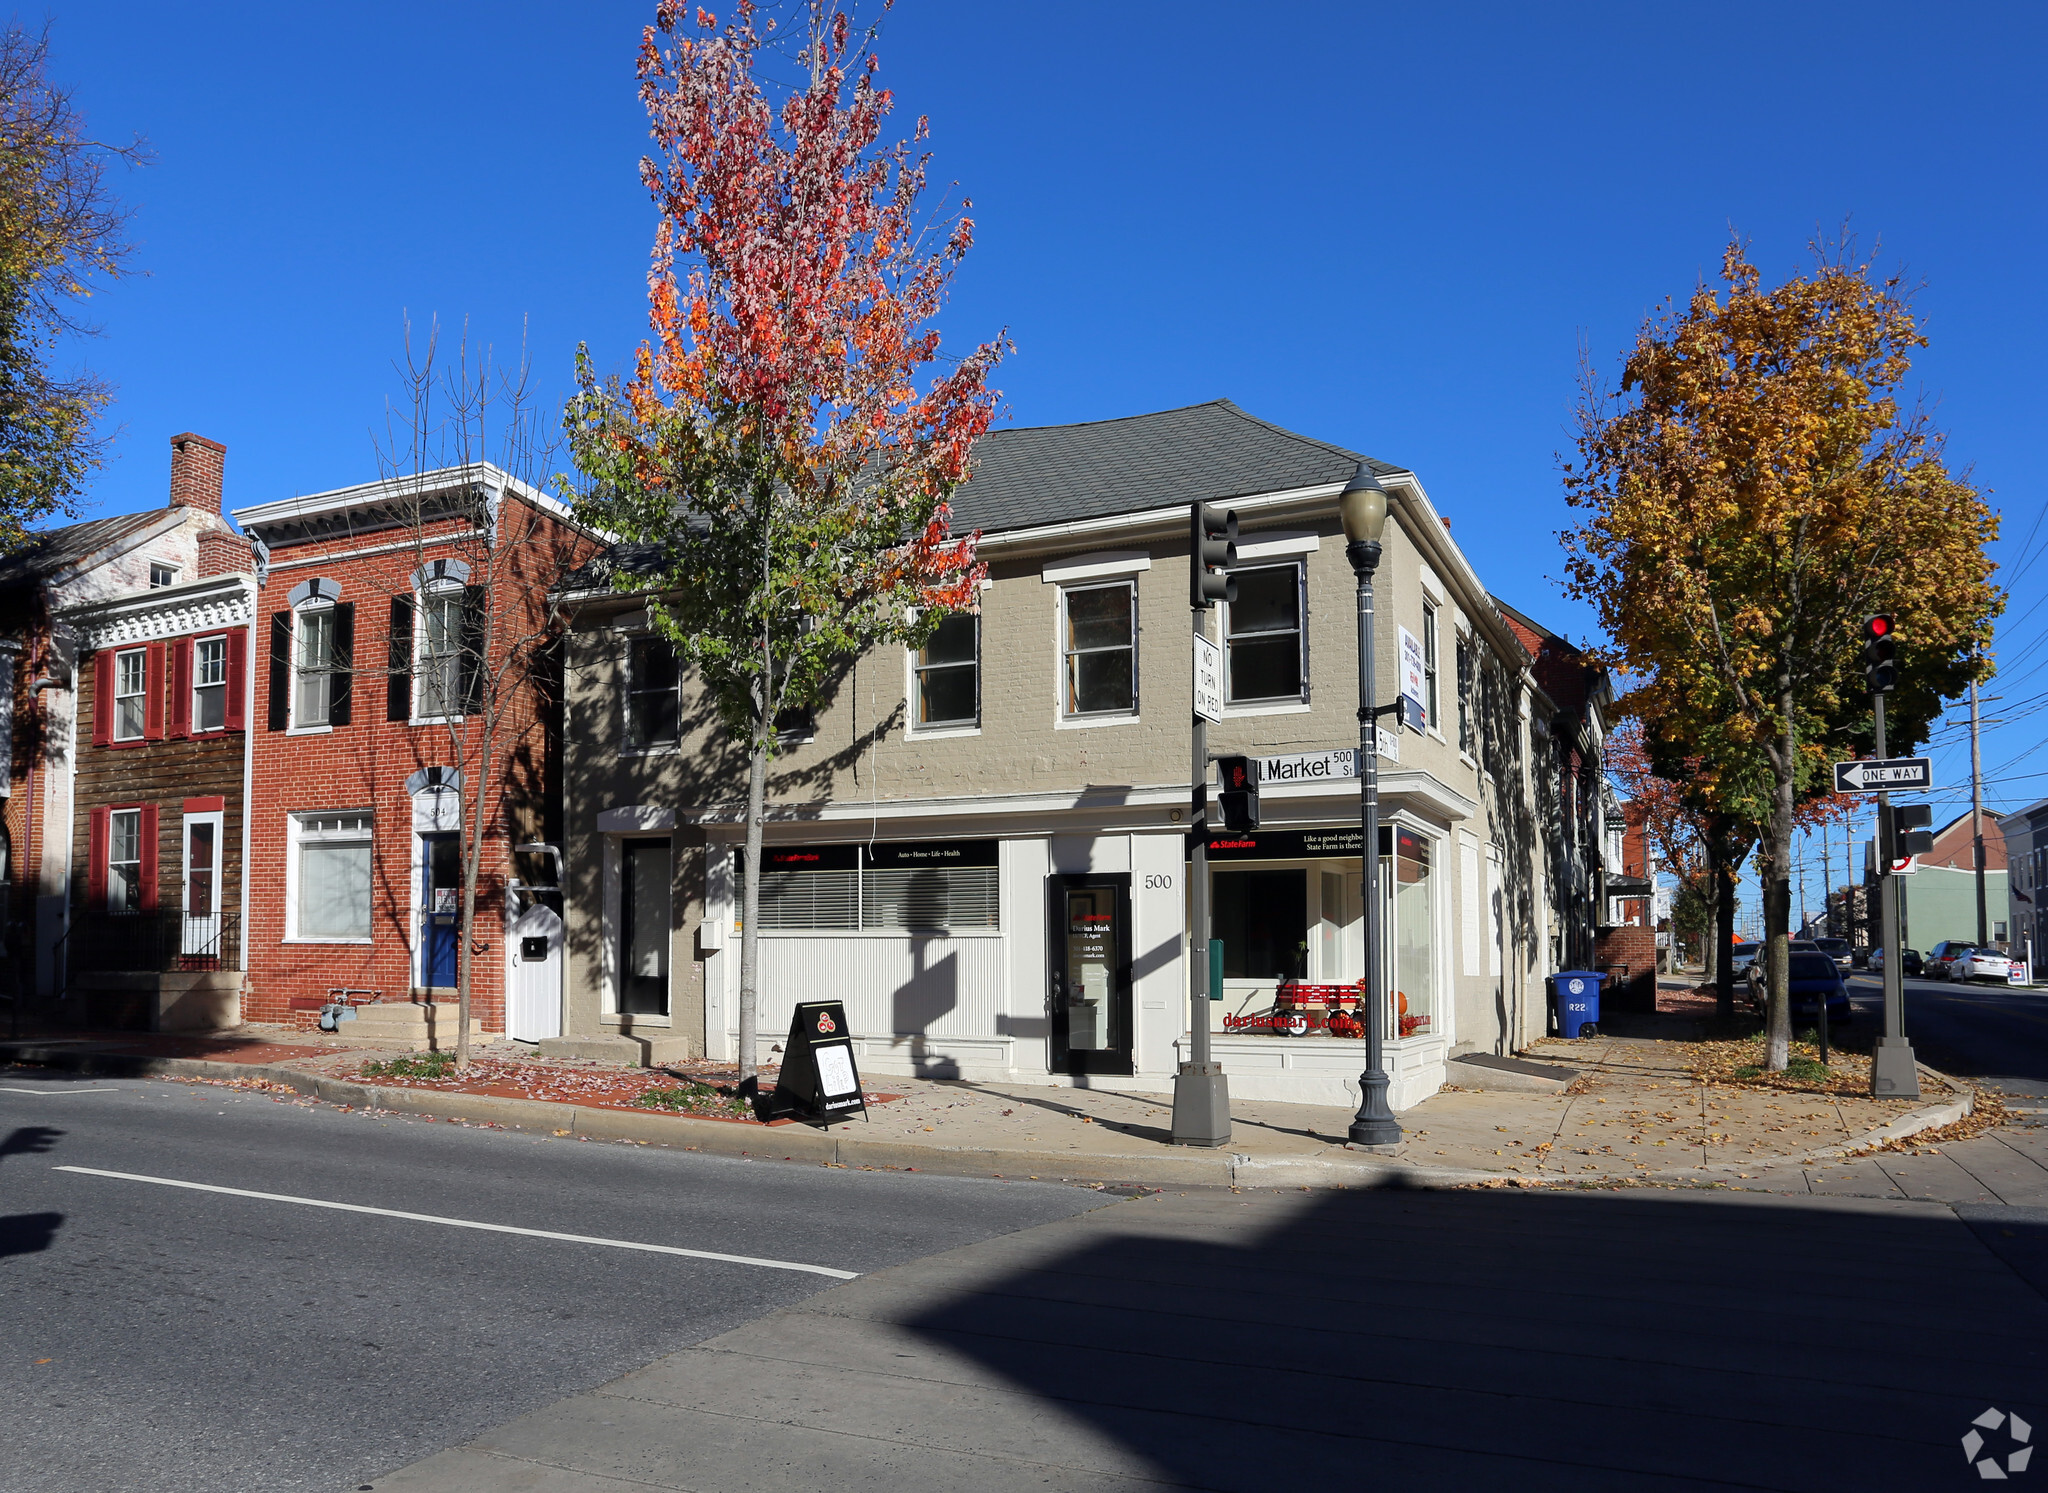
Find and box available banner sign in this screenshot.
[1398,626,1427,732]
[764,1000,868,1126]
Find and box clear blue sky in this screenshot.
[48,0,2048,893]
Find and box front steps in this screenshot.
[339,999,483,1051]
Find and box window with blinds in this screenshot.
[753,841,1000,931]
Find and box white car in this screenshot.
[1952,948,2014,983]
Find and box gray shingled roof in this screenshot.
[0,510,174,589]
[950,399,1396,535]
[563,399,1398,592]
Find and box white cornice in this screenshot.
[976,480,1356,559]
[61,573,257,649]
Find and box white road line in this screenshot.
[2,1087,118,1096]
[52,1166,859,1279]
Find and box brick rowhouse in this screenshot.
[233,468,594,1032]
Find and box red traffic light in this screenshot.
[1864,615,1892,640]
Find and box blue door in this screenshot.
[421,833,461,989]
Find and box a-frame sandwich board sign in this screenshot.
[763,1000,868,1125]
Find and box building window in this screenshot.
[112,649,147,741]
[193,637,228,732]
[108,808,143,913]
[1387,826,1435,1037]
[416,586,465,720]
[1422,601,1440,731]
[1213,869,1308,979]
[754,842,1001,932]
[149,562,178,589]
[914,613,979,728]
[1063,581,1136,717]
[1455,632,1474,755]
[1224,564,1304,703]
[624,635,681,750]
[295,607,336,727]
[293,811,373,940]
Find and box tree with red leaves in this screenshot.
[566,0,1005,1092]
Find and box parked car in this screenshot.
[1952,948,2015,983]
[1813,937,1853,971]
[1746,951,1852,1025]
[1926,941,1979,980]
[1729,941,1761,976]
[1869,946,1923,977]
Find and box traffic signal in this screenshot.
[1191,502,1237,609]
[1885,803,1933,859]
[1862,615,1896,694]
[1216,754,1260,830]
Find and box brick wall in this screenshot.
[242,500,589,1029]
[1594,922,1658,1012]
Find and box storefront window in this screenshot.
[1393,827,1434,1036]
[1213,869,1306,979]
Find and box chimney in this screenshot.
[169,433,226,516]
[195,528,252,579]
[1440,515,1452,531]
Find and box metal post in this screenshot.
[1971,675,1988,947]
[1172,606,1230,1146]
[1869,691,1920,1098]
[1346,538,1401,1148]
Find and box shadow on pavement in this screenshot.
[0,1211,62,1257]
[902,1184,2048,1490]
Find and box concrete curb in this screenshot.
[0,1043,1978,1191]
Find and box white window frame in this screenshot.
[148,560,179,589]
[412,579,468,725]
[1455,628,1475,762]
[620,630,683,756]
[906,610,981,738]
[1057,578,1138,726]
[285,810,375,943]
[1421,600,1441,738]
[112,647,147,742]
[1221,560,1307,712]
[290,602,336,734]
[107,807,143,914]
[191,634,229,735]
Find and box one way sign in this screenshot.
[1833,756,1934,793]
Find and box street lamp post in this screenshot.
[1340,464,1403,1149]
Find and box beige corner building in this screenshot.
[551,401,1591,1109]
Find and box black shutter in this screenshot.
[458,584,487,714]
[267,611,290,731]
[387,596,415,722]
[329,601,355,726]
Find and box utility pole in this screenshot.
[1821,832,1833,938]
[1971,672,1988,947]
[1863,615,1920,1099]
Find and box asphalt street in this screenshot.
[0,1066,1111,1493]
[1846,971,2048,1100]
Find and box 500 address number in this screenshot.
[1144,874,1174,890]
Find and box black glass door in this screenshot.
[1049,874,1133,1075]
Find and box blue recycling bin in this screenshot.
[1550,970,1604,1038]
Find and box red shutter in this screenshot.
[224,628,248,731]
[92,650,113,748]
[138,803,159,912]
[88,806,109,909]
[169,640,192,740]
[144,642,167,741]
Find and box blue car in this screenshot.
[1747,951,1853,1025]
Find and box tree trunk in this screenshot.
[1714,824,1737,1025]
[1700,900,1718,985]
[1762,702,1798,1071]
[736,737,768,1099]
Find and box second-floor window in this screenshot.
[1063,581,1136,717]
[149,561,177,589]
[296,607,335,726]
[417,587,465,720]
[193,637,228,732]
[1455,632,1474,756]
[108,808,143,913]
[625,634,681,750]
[1224,564,1303,703]
[113,649,147,741]
[914,613,979,728]
[1422,600,1440,731]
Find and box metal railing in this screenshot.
[68,911,242,974]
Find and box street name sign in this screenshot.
[1833,756,1934,793]
[1192,635,1223,723]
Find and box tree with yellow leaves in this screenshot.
[1565,239,1998,1069]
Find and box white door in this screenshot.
[507,901,564,1042]
[181,811,224,959]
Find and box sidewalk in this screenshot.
[0,1023,1972,1191]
